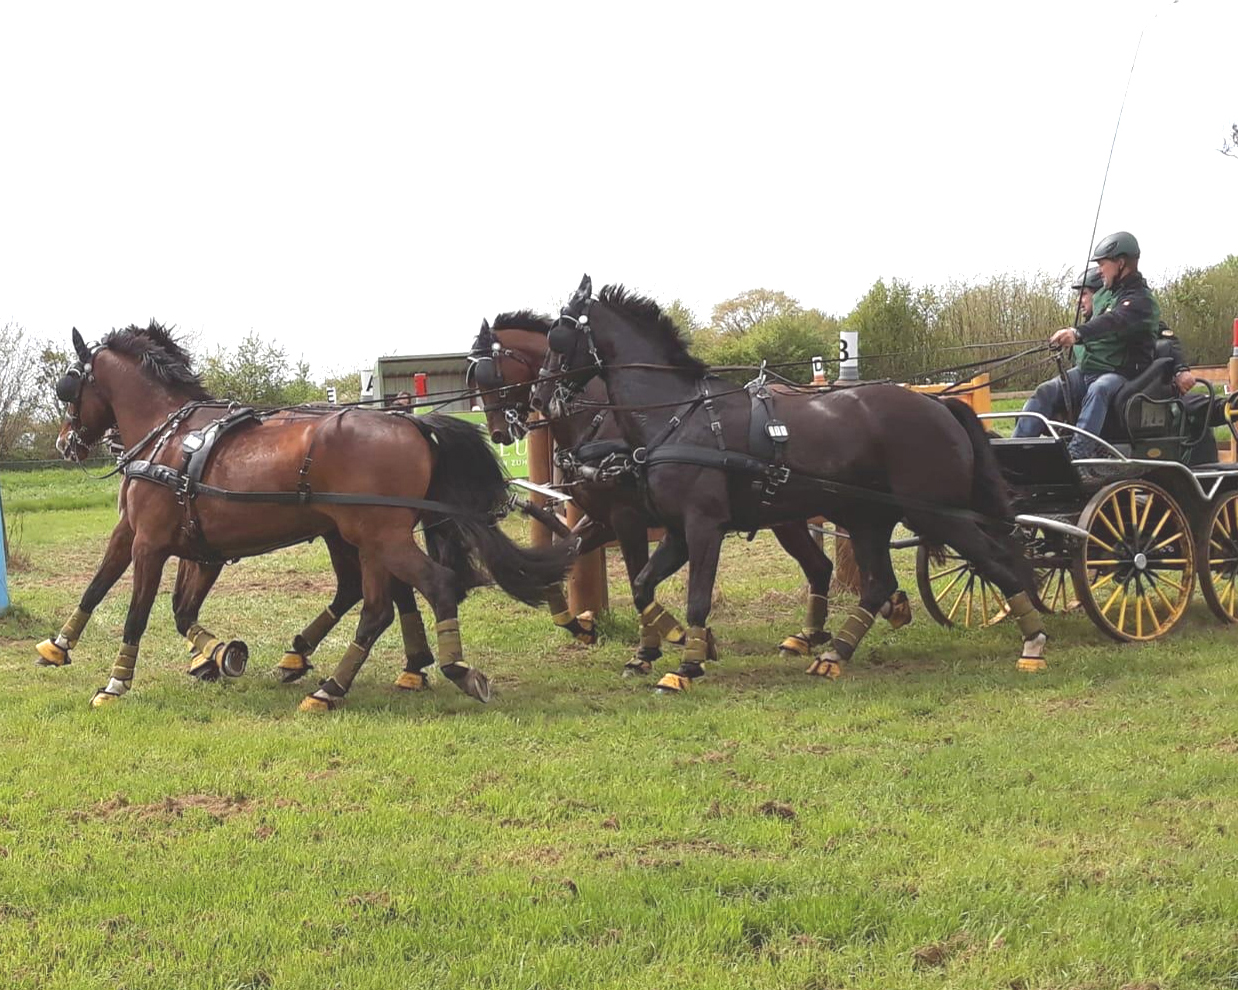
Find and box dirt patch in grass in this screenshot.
[69,792,281,822]
[758,800,796,820]
[912,931,972,969]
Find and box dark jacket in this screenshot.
[1155,322,1190,375]
[1075,271,1160,377]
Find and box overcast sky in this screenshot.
[2,0,1235,375]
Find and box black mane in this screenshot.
[493,310,552,334]
[101,321,213,399]
[598,285,706,375]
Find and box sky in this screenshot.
[2,0,1235,376]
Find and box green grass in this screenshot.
[1,472,1237,988]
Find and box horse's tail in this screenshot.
[940,398,1012,524]
[419,413,574,605]
[941,398,1045,610]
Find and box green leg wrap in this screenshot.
[641,601,687,645]
[804,593,828,638]
[295,607,339,655]
[1007,591,1045,639]
[111,643,138,684]
[399,609,431,658]
[545,585,570,618]
[682,626,717,665]
[831,605,876,661]
[59,607,92,649]
[435,618,464,666]
[327,641,370,693]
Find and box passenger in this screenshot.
[1014,231,1160,458]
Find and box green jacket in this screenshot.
[1075,273,1159,377]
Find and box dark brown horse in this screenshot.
[37,323,571,710]
[470,312,913,672]
[532,278,1046,692]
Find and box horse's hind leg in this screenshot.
[299,549,396,713]
[773,522,834,657]
[541,514,608,646]
[915,516,1048,673]
[277,532,363,683]
[37,518,135,668]
[808,518,898,679]
[170,561,249,682]
[391,578,435,691]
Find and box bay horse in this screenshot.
[471,311,913,673]
[532,277,1047,692]
[37,323,572,710]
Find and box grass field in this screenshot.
[1,467,1237,989]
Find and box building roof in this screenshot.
[376,352,469,365]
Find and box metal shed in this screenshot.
[371,352,473,412]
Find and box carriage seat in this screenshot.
[1099,356,1176,443]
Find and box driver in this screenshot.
[1014,231,1160,457]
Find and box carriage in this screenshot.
[916,356,1238,641]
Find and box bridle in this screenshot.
[467,325,546,440]
[538,285,603,418]
[55,342,106,459]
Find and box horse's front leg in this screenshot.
[541,514,610,646]
[36,519,135,668]
[90,542,170,707]
[655,518,723,694]
[626,528,690,676]
[171,560,249,682]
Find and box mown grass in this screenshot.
[1,471,1237,989]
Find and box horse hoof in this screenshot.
[806,658,843,679]
[778,634,812,658]
[394,670,431,691]
[187,653,221,682]
[655,672,693,694]
[275,652,313,683]
[35,640,71,667]
[298,694,339,713]
[623,659,653,678]
[574,611,598,645]
[90,688,124,708]
[884,590,913,629]
[1016,657,1048,673]
[219,641,249,678]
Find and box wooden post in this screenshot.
[526,414,555,550]
[832,528,861,596]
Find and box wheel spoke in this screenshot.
[1138,490,1154,532]
[947,576,972,623]
[1147,507,1173,544]
[1098,504,1125,542]
[1150,531,1186,553]
[930,563,969,582]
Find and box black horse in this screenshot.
[532,276,1046,692]
[471,311,897,673]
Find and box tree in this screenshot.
[663,299,702,337]
[0,324,44,458]
[200,332,299,405]
[693,308,839,380]
[710,289,801,337]
[1222,123,1238,160]
[842,279,938,383]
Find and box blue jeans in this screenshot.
[1012,367,1126,442]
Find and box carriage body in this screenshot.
[916,375,1238,641]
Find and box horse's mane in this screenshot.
[101,321,213,399]
[493,310,552,334]
[598,285,706,375]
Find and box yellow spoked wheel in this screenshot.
[1071,481,1195,642]
[916,546,1009,629]
[1199,490,1238,624]
[1018,521,1076,614]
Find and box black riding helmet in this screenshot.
[1071,265,1104,292]
[1090,231,1140,261]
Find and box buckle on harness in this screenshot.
[770,465,791,485]
[632,446,648,465]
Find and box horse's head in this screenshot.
[54,328,115,461]
[531,274,601,416]
[466,313,554,445]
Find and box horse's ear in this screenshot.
[72,327,91,363]
[480,318,490,333]
[578,274,592,296]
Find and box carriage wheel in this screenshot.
[916,546,1009,629]
[1019,522,1076,614]
[1199,490,1238,623]
[1070,481,1195,642]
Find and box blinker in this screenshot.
[56,370,83,404]
[472,357,500,390]
[548,320,576,355]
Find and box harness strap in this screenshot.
[700,378,727,451]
